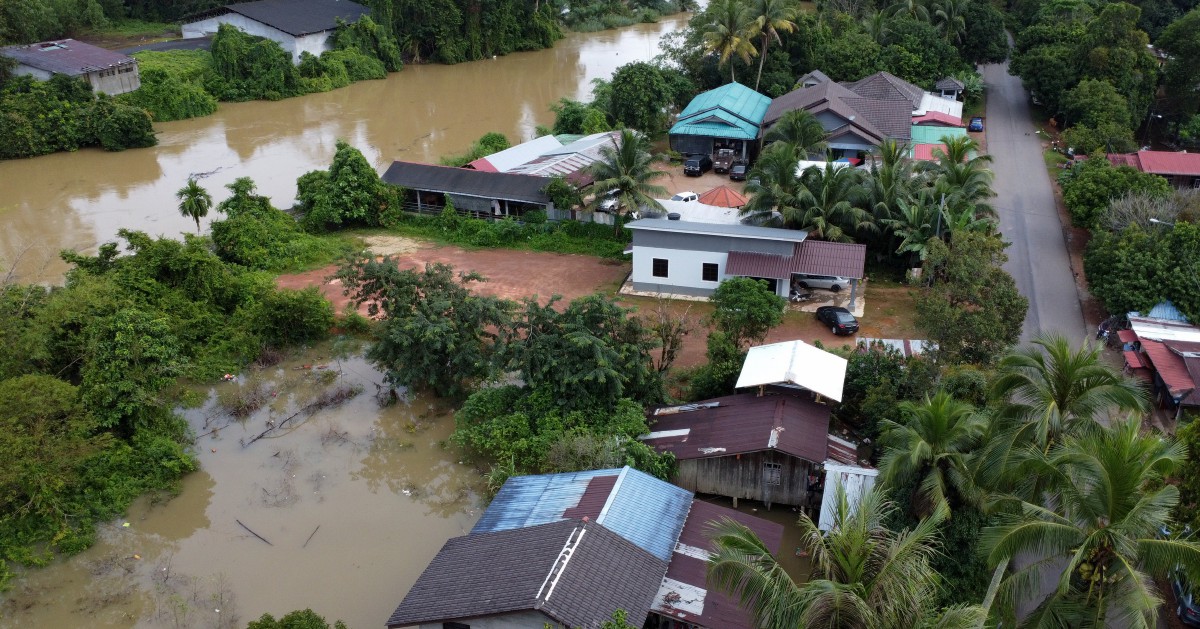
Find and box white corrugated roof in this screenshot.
[914,93,963,119]
[474,135,562,172]
[734,340,847,402]
[1129,316,1200,343]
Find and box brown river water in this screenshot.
[0,18,695,629]
[0,15,689,283]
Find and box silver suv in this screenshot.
[794,274,850,292]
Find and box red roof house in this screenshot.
[1107,150,1200,188]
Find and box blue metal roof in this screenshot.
[1148,301,1190,323]
[472,467,694,562]
[670,82,770,140]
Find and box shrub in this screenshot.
[247,287,335,347]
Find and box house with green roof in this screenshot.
[669,82,770,162]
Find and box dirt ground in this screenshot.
[653,162,749,199]
[276,240,630,315]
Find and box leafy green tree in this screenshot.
[175,178,213,234]
[960,0,1007,64]
[588,129,667,234]
[1076,2,1158,126]
[1085,220,1200,322]
[608,62,672,132]
[927,135,995,217]
[1173,418,1200,532]
[1063,78,1131,130]
[741,143,804,225]
[709,484,986,629]
[541,175,582,211]
[300,140,388,231]
[246,608,348,629]
[879,391,986,516]
[915,231,1028,365]
[881,192,939,263]
[882,18,961,87]
[211,177,344,271]
[764,109,827,158]
[336,259,512,397]
[1060,156,1172,228]
[80,308,182,435]
[708,277,787,349]
[702,0,758,82]
[932,0,968,45]
[983,417,1200,628]
[745,0,797,92]
[688,330,747,400]
[789,161,873,242]
[1157,7,1200,117]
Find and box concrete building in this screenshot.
[0,39,140,95]
[181,0,370,63]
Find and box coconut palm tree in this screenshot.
[932,0,968,44]
[889,0,930,21]
[940,203,997,237]
[927,136,996,216]
[879,390,987,516]
[787,162,873,242]
[745,0,797,92]
[882,192,939,263]
[741,142,803,225]
[703,0,758,83]
[176,178,213,233]
[589,129,667,235]
[866,139,916,243]
[861,9,892,45]
[990,333,1148,452]
[764,109,828,159]
[983,417,1200,628]
[708,484,987,629]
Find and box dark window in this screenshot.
[763,462,782,486]
[702,263,718,282]
[444,623,471,629]
[652,258,669,278]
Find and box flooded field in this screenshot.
[0,344,484,628]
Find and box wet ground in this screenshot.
[0,344,483,629]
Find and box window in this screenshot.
[702,263,718,282]
[443,623,471,629]
[763,462,782,486]
[1193,177,1200,190]
[652,258,669,278]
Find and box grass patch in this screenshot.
[133,50,214,80]
[1044,148,1070,176]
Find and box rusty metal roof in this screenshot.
[642,393,831,464]
[651,499,784,629]
[1140,338,1196,401]
[794,240,866,279]
[0,39,135,75]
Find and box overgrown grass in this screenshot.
[133,50,213,80]
[1044,148,1070,176]
[86,19,178,39]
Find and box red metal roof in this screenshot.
[794,240,866,279]
[465,158,499,172]
[697,185,749,208]
[1140,338,1197,398]
[913,143,947,161]
[643,393,831,464]
[1108,150,1200,177]
[657,499,784,629]
[725,250,794,280]
[1118,329,1139,344]
[912,111,963,127]
[562,474,618,520]
[827,434,860,465]
[1124,350,1145,370]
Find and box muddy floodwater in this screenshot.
[0,15,688,282]
[0,345,484,628]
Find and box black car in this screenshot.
[729,161,748,181]
[1175,565,1200,627]
[683,154,713,176]
[816,306,859,336]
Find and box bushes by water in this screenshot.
[210,177,351,271]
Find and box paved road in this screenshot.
[982,61,1088,344]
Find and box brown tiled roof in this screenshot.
[935,77,965,91]
[794,240,866,279]
[386,519,667,628]
[655,500,784,629]
[643,393,831,463]
[764,78,910,142]
[841,95,912,141]
[0,39,134,75]
[843,71,925,109]
[725,251,794,280]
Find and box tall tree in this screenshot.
[984,418,1200,628]
[879,390,986,516]
[708,276,787,349]
[741,142,803,225]
[764,109,828,158]
[746,0,797,92]
[928,135,995,217]
[789,162,873,242]
[708,484,986,629]
[588,129,667,235]
[703,0,758,82]
[175,178,212,234]
[931,0,968,44]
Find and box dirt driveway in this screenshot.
[276,237,631,314]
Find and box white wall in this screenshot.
[13,62,140,96]
[182,14,333,63]
[11,65,52,81]
[632,246,730,296]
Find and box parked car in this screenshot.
[598,189,621,213]
[671,191,699,202]
[794,274,850,292]
[684,154,713,176]
[729,161,748,181]
[1176,570,1200,627]
[968,117,984,132]
[816,306,859,336]
[713,148,736,173]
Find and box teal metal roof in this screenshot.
[909,125,967,145]
[670,82,770,140]
[472,466,693,562]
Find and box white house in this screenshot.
[181,0,371,64]
[0,39,140,95]
[625,218,867,305]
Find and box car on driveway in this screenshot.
[816,306,859,336]
[968,117,984,132]
[684,154,713,176]
[671,191,699,202]
[794,274,850,292]
[729,161,748,181]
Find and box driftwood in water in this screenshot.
[241,384,363,448]
[236,519,273,546]
[303,525,321,548]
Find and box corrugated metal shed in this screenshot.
[381,161,551,205]
[474,467,693,562]
[626,218,808,243]
[912,143,948,162]
[670,82,771,140]
[468,135,562,172]
[1129,316,1200,343]
[818,462,879,532]
[912,111,964,127]
[1141,338,1197,401]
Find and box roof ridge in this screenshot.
[534,523,588,607]
[595,466,628,525]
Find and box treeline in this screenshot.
[0,73,156,159]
